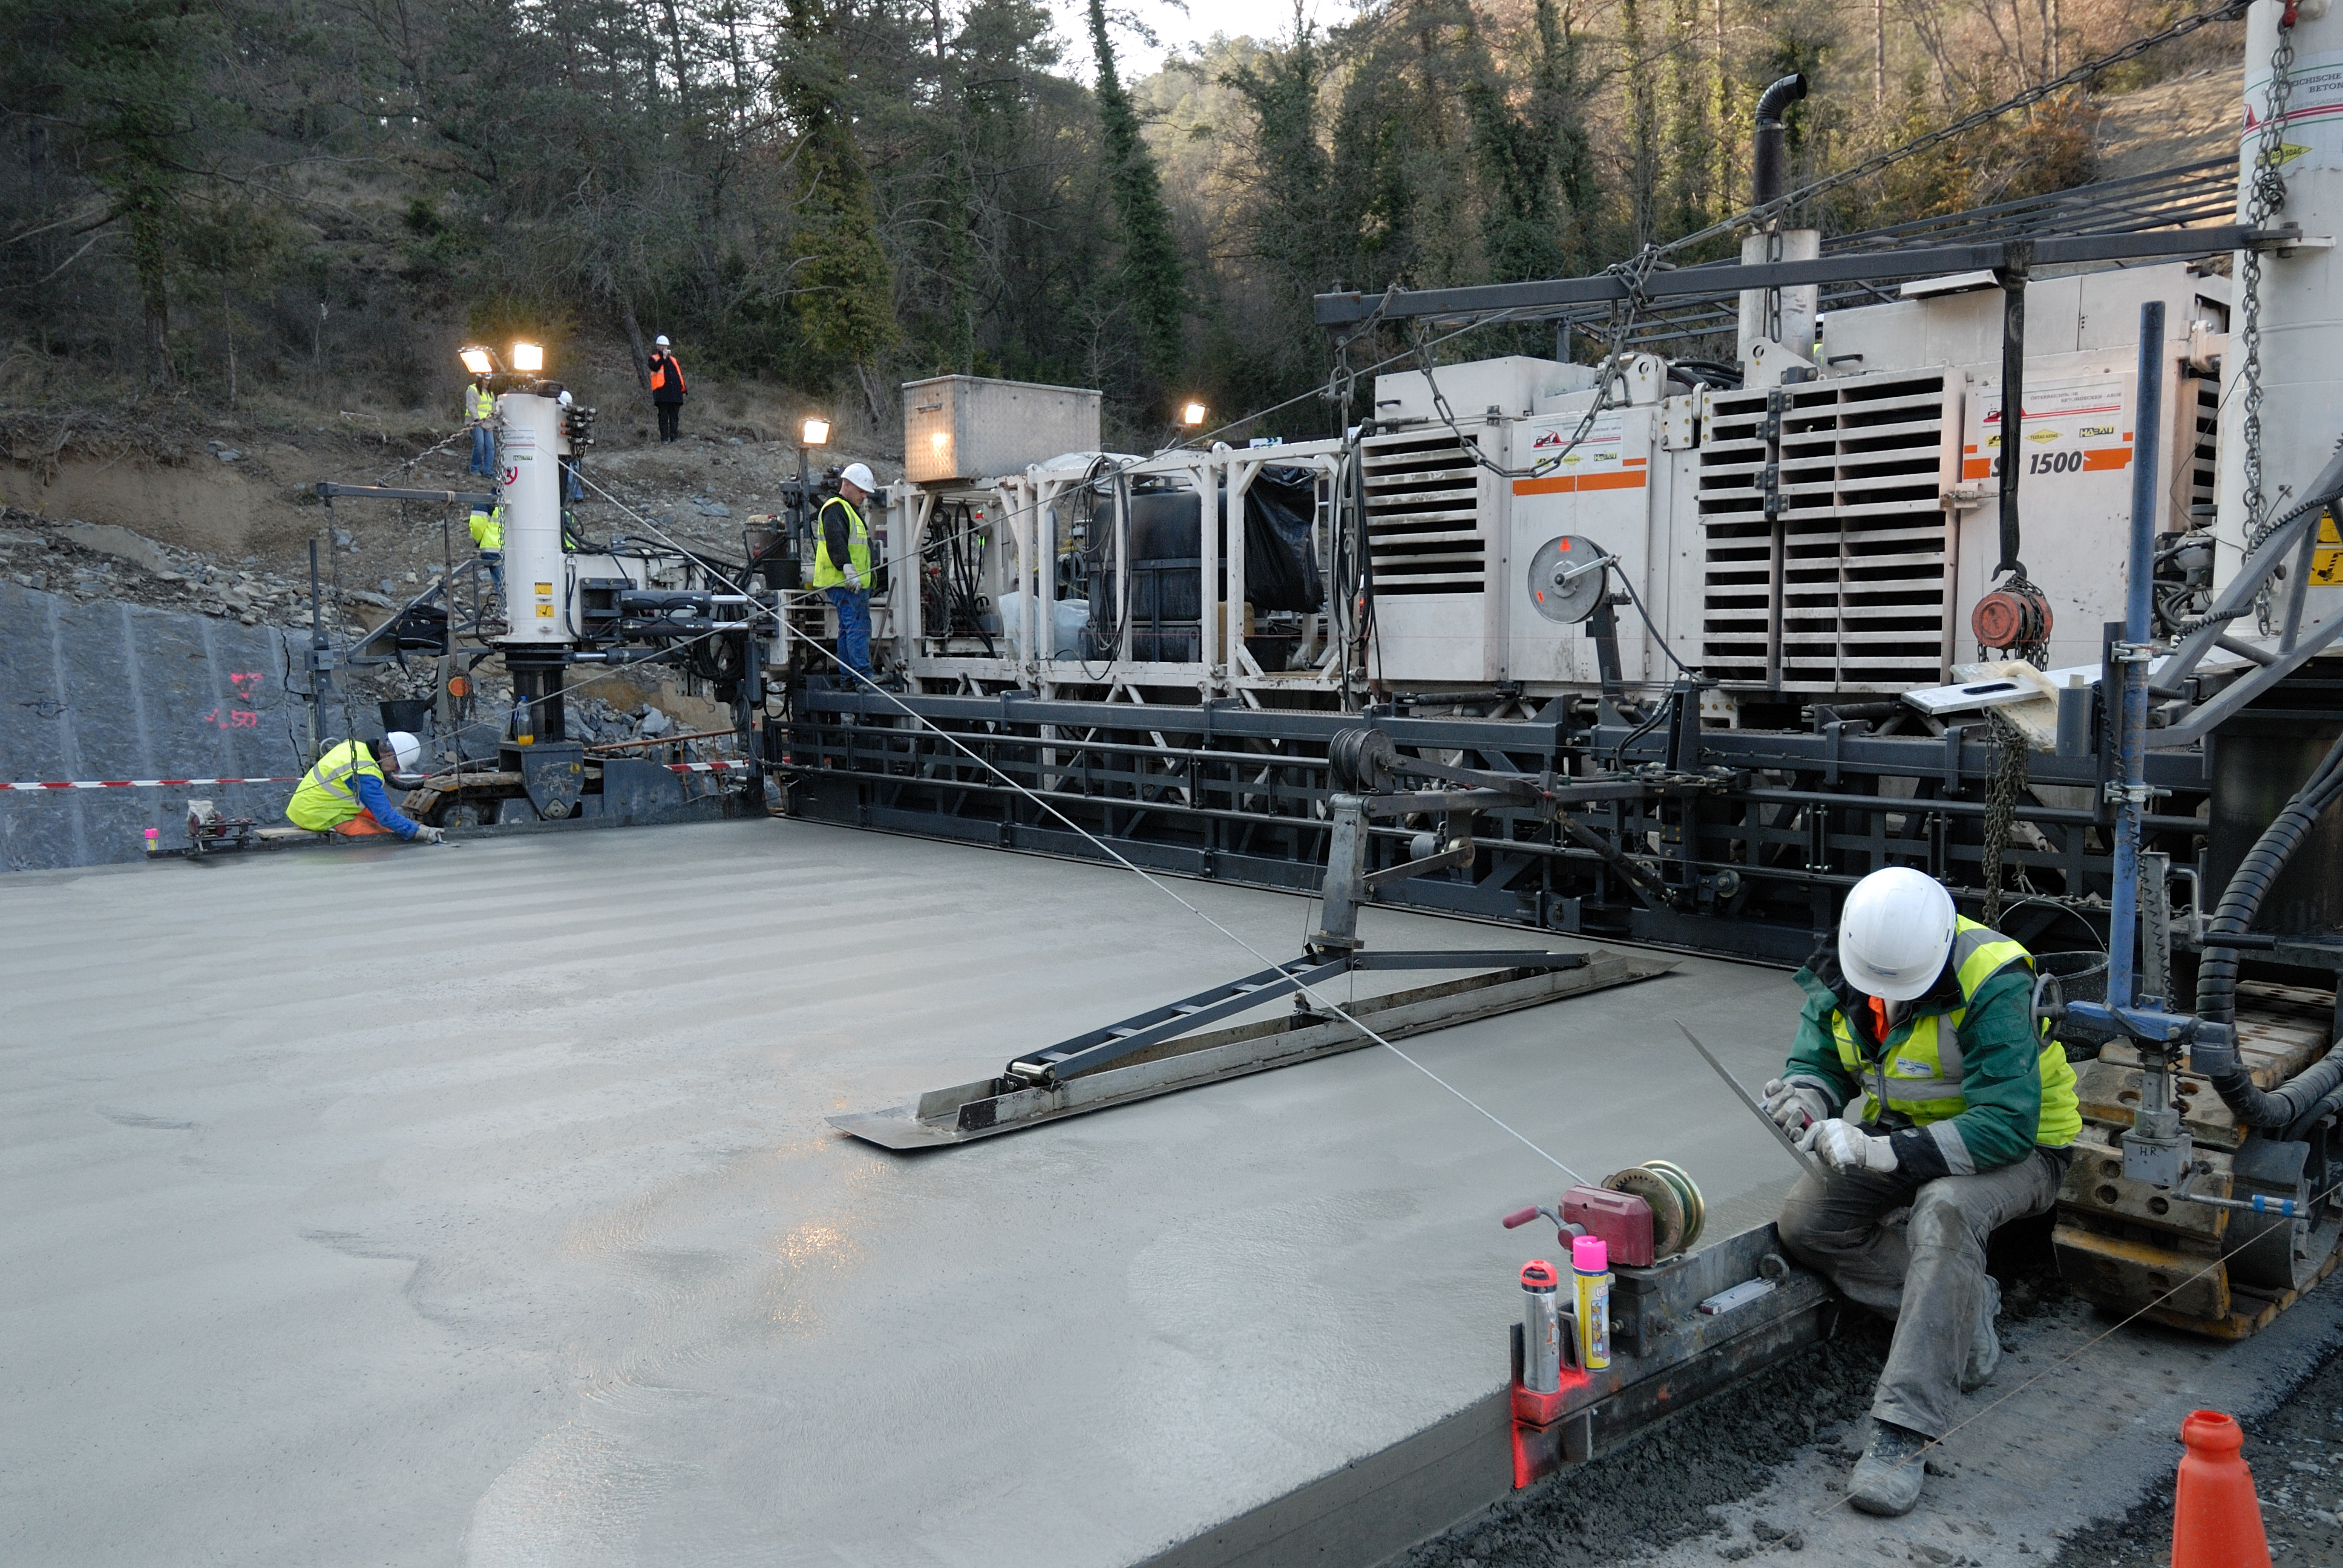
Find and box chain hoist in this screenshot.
[1979,708,2031,928]
[2242,5,2299,633]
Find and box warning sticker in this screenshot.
[2245,51,2343,171]
[1529,410,1624,468]
[2312,512,2343,587]
[1513,410,1648,496]
[535,604,555,618]
[1966,377,2132,482]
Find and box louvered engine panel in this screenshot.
[1699,371,1957,692]
[1362,430,1486,595]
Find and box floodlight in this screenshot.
[802,417,832,446]
[510,341,545,373]
[458,346,496,375]
[1181,400,1208,427]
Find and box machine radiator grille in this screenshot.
[1697,371,1955,691]
[1362,431,1485,595]
[2186,373,2220,523]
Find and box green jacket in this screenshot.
[1781,939,2067,1179]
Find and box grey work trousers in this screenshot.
[1776,1145,2068,1438]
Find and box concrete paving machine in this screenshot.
[788,0,2343,1348]
[303,343,782,829]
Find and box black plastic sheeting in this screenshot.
[1240,466,1323,612]
[1118,467,1324,616]
[0,583,309,872]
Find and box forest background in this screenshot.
[0,0,2243,448]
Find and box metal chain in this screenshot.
[2243,11,2299,633]
[1980,708,2030,927]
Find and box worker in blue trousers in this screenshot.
[811,462,879,681]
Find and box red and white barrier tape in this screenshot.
[8,760,757,791]
[3,776,305,791]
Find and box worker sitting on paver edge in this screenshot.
[813,462,879,680]
[1761,864,2078,1518]
[285,733,445,842]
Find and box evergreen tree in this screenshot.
[1087,0,1185,384]
[778,0,899,414]
[1662,0,1714,235]
[2,0,225,380]
[1621,0,1660,245]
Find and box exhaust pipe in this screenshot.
[1752,73,1807,207]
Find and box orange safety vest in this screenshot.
[648,353,686,394]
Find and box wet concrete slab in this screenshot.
[0,818,1807,1566]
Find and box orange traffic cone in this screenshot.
[2172,1410,2270,1568]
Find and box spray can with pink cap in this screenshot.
[1573,1234,1612,1370]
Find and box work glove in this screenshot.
[1762,1077,1832,1135]
[1801,1117,1899,1175]
[844,564,863,590]
[413,825,447,844]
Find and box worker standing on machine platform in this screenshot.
[814,462,878,681]
[465,371,496,477]
[469,500,505,596]
[1761,865,2079,1518]
[647,336,687,443]
[284,733,444,842]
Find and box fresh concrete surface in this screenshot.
[0,818,1806,1566]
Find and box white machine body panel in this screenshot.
[1504,402,1662,685]
[496,391,571,645]
[2217,0,2343,631]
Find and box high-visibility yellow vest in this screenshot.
[811,495,871,590]
[470,505,504,550]
[466,384,495,420]
[1831,916,2081,1148]
[286,739,386,831]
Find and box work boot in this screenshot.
[1847,1420,1930,1517]
[1962,1275,2004,1393]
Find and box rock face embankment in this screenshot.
[0,581,303,872]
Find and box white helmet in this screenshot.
[1838,866,1958,1001]
[382,731,423,773]
[654,335,670,348]
[839,462,877,493]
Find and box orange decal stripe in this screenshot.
[1510,471,1649,496]
[2082,448,2134,472]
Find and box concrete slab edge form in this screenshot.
[1138,1386,1514,1568]
[1140,1292,1832,1568]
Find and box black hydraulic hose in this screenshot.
[2284,1075,2343,1145]
[2195,728,2343,1128]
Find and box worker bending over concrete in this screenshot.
[285,733,445,843]
[1762,864,2077,1517]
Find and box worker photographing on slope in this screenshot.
[1761,865,2078,1518]
[647,335,687,442]
[813,462,879,681]
[285,733,445,843]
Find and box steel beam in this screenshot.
[1310,226,2270,327]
